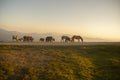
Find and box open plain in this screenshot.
[0,43,120,80]
[0,42,120,46]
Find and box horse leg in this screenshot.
[72,39,74,42]
[65,39,67,42]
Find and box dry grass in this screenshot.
[0,45,120,80]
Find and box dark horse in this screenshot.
[12,35,19,42]
[72,35,83,43]
[12,35,23,42]
[23,36,34,42]
[46,36,55,42]
[39,38,44,42]
[61,36,71,42]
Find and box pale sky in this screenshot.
[0,0,120,41]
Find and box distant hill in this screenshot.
[0,28,105,42]
[0,29,20,41]
[0,28,70,42]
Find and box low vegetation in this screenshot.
[0,45,120,80]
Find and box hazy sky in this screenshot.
[0,0,120,41]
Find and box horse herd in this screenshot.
[12,35,83,43]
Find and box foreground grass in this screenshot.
[0,45,120,80]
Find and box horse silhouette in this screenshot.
[12,35,23,42]
[12,35,19,42]
[23,36,34,42]
[46,36,55,42]
[61,36,71,42]
[39,38,44,42]
[72,35,83,43]
[18,38,23,42]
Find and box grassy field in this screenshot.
[0,45,120,80]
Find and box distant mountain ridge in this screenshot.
[0,28,70,42]
[0,28,105,42]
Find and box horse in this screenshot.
[72,35,83,43]
[12,35,19,42]
[52,38,55,41]
[18,38,23,42]
[39,38,44,42]
[29,36,34,42]
[23,36,34,42]
[46,36,55,42]
[61,36,71,42]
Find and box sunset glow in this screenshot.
[0,0,120,41]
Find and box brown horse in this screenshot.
[23,36,34,42]
[61,36,71,42]
[72,35,83,43]
[18,38,23,42]
[46,36,55,42]
[12,35,19,42]
[39,38,44,42]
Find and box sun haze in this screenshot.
[0,0,120,41]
